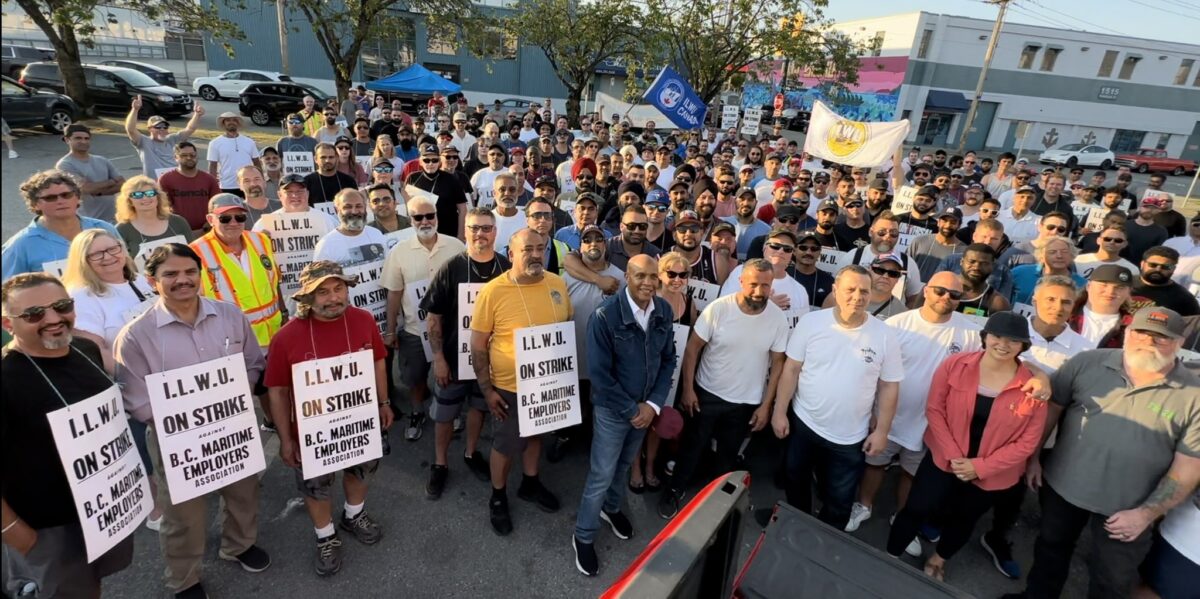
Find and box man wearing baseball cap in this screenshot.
[207,112,262,196]
[756,177,795,224]
[907,207,965,282]
[405,143,469,238]
[554,192,604,251]
[1010,306,1200,599]
[125,94,204,179]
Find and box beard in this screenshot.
[399,139,414,150]
[1143,271,1171,285]
[744,294,768,311]
[582,247,603,261]
[312,302,347,320]
[417,226,437,240]
[340,215,366,231]
[42,332,73,350]
[1126,346,1173,371]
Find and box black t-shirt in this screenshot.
[420,252,511,379]
[968,393,995,458]
[896,213,937,232]
[812,227,838,249]
[369,120,399,146]
[791,267,835,307]
[1130,282,1200,317]
[1124,221,1170,263]
[304,171,358,206]
[1031,194,1077,232]
[833,221,869,251]
[1,339,112,529]
[406,170,469,237]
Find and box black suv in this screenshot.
[20,62,193,118]
[1,76,77,134]
[1,44,55,78]
[238,81,332,126]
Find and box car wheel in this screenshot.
[1099,159,1112,170]
[1065,156,1078,167]
[1172,166,1185,176]
[1137,163,1149,173]
[44,107,73,134]
[249,106,272,127]
[199,85,219,101]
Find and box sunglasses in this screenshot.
[928,286,963,300]
[623,222,649,231]
[86,245,124,262]
[336,146,351,151]
[582,236,606,244]
[287,120,304,125]
[422,158,440,164]
[574,175,595,181]
[129,189,159,199]
[766,242,795,254]
[845,202,864,209]
[1100,237,1126,243]
[645,204,668,212]
[718,179,736,185]
[444,155,460,160]
[871,266,903,279]
[9,298,75,323]
[37,190,79,202]
[1044,224,1068,233]
[528,211,553,221]
[466,224,495,233]
[151,124,170,130]
[373,166,394,173]
[217,213,248,224]
[676,225,700,234]
[663,270,689,279]
[412,212,437,222]
[797,245,822,253]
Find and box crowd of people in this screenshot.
[1,93,1198,599]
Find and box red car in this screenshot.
[1114,148,1197,176]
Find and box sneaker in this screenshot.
[339,511,383,545]
[175,583,208,599]
[919,523,942,543]
[259,421,277,434]
[490,495,513,536]
[219,544,271,572]
[517,479,561,513]
[314,534,343,577]
[426,464,448,500]
[600,510,633,540]
[452,415,465,433]
[572,535,599,576]
[981,531,1022,579]
[405,412,426,441]
[146,514,163,531]
[657,488,683,520]
[547,435,570,463]
[464,451,490,482]
[845,502,872,532]
[7,150,17,159]
[905,536,923,557]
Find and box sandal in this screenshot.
[628,479,645,495]
[645,475,662,493]
[924,560,946,581]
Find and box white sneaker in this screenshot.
[146,514,163,531]
[7,150,16,159]
[844,502,871,532]
[905,536,922,557]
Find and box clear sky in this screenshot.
[823,0,1200,46]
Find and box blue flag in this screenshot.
[642,66,707,130]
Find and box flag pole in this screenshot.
[622,66,667,124]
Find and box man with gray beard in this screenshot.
[1,273,134,596]
[1007,307,1200,599]
[314,189,388,266]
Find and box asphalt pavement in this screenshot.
[0,123,1113,599]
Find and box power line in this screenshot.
[1006,2,1081,31]
[1151,0,1200,10]
[1121,0,1200,20]
[1021,0,1126,34]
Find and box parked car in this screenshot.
[20,62,193,118]
[193,69,292,101]
[1114,148,1197,176]
[1,75,76,134]
[238,81,332,126]
[1038,143,1115,169]
[1,44,55,78]
[99,60,177,87]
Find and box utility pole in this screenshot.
[957,0,1008,153]
[276,0,290,75]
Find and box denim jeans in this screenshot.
[784,411,866,531]
[573,405,648,544]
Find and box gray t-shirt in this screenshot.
[245,198,282,230]
[56,153,120,223]
[563,263,624,380]
[907,233,965,282]
[1045,348,1200,515]
[132,133,182,179]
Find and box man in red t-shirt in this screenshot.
[159,140,221,231]
[265,260,394,577]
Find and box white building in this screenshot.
[832,11,1200,161]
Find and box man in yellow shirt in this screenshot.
[471,228,573,536]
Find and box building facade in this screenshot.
[832,11,1200,160]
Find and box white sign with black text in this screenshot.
[515,322,581,437]
[292,349,383,479]
[457,283,485,380]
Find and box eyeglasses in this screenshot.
[422,159,440,164]
[582,236,606,244]
[663,270,689,279]
[373,166,394,173]
[466,224,495,233]
[871,266,903,279]
[529,211,553,221]
[797,245,822,253]
[1130,329,1177,346]
[37,190,79,202]
[217,214,249,224]
[765,242,795,254]
[622,222,649,231]
[1044,224,1068,233]
[129,189,159,199]
[412,212,437,222]
[873,229,899,238]
[676,225,700,234]
[1100,237,1126,244]
[9,298,75,323]
[928,286,963,300]
[777,216,800,225]
[85,245,124,262]
[645,204,668,212]
[1143,261,1175,271]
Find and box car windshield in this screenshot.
[298,83,329,101]
[279,75,293,82]
[112,69,161,88]
[1139,149,1156,156]
[1057,144,1084,151]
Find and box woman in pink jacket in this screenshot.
[886,311,1047,581]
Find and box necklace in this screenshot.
[467,255,501,281]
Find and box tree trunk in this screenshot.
[334,63,353,103]
[565,86,582,128]
[55,26,93,116]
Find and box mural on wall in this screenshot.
[741,56,907,123]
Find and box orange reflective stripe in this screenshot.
[190,237,238,301]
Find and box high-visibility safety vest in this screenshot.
[190,231,282,348]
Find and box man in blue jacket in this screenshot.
[572,254,677,577]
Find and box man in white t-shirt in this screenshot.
[207,113,261,194]
[490,172,526,257]
[469,143,508,209]
[658,260,788,519]
[251,174,338,233]
[771,265,903,531]
[719,229,809,332]
[847,273,981,546]
[313,188,387,266]
[1074,224,1140,279]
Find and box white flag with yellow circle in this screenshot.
[803,101,911,168]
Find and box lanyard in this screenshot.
[22,345,111,408]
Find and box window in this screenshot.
[1097,50,1119,77]
[468,26,517,60]
[1195,68,1200,87]
[1018,45,1039,70]
[1118,55,1141,80]
[361,28,416,81]
[1155,133,1170,150]
[917,29,933,59]
[164,32,205,61]
[1174,58,1195,85]
[1040,47,1062,72]
[427,25,457,55]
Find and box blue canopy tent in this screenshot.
[365,64,462,94]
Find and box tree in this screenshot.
[641,0,871,104]
[12,0,245,113]
[290,0,481,102]
[502,0,645,126]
